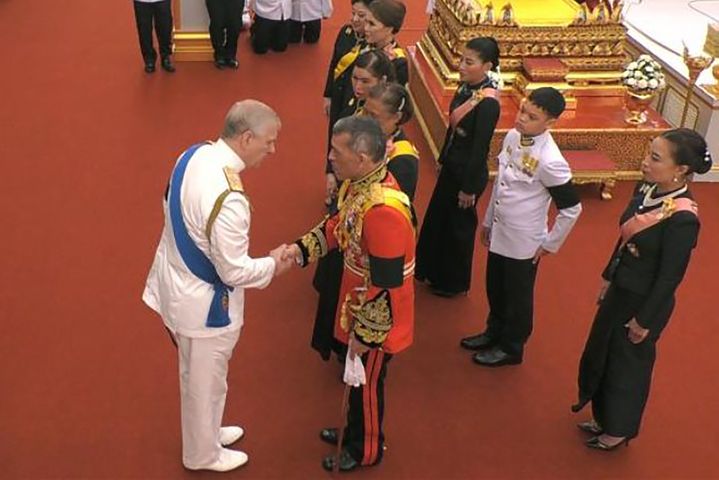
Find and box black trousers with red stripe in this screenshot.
[343,349,392,465]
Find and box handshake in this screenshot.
[269,243,301,276]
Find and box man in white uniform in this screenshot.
[143,100,292,472]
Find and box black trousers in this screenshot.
[133,0,173,63]
[343,349,392,465]
[205,0,245,60]
[415,166,486,293]
[288,19,321,44]
[484,252,538,357]
[251,15,291,54]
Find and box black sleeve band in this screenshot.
[369,254,405,288]
[548,181,580,210]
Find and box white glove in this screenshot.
[343,351,366,387]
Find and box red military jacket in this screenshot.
[296,164,415,354]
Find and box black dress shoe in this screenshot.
[472,347,522,367]
[322,449,359,472]
[214,58,227,69]
[460,333,496,351]
[319,428,339,446]
[144,62,156,73]
[161,56,175,72]
[225,58,239,69]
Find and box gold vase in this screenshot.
[624,89,655,125]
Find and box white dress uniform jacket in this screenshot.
[250,0,293,20]
[483,129,582,260]
[143,139,276,338]
[291,0,332,21]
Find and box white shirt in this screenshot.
[483,129,582,260]
[291,0,332,21]
[143,139,276,338]
[250,0,293,21]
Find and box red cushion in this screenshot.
[563,150,615,171]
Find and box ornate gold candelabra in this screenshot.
[681,45,714,126]
[703,23,719,96]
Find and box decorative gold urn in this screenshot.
[624,89,655,125]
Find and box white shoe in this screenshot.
[186,448,249,472]
[220,426,245,446]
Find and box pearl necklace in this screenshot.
[641,184,687,208]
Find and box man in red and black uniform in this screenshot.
[288,116,415,472]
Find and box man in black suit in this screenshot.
[133,0,175,73]
[206,0,246,69]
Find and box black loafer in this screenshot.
[161,56,175,72]
[472,347,522,367]
[144,62,156,73]
[430,287,467,298]
[225,58,239,69]
[214,58,227,69]
[460,333,496,351]
[319,428,339,446]
[322,449,359,472]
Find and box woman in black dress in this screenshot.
[573,128,712,450]
[415,37,501,297]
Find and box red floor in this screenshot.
[1,1,718,478]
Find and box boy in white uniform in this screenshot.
[289,0,333,44]
[461,87,583,367]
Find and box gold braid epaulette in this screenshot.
[299,218,329,264]
[351,290,392,345]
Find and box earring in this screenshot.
[673,176,678,182]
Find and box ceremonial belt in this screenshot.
[169,142,233,329]
[449,87,498,130]
[344,258,416,279]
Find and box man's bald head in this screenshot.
[222,100,281,140]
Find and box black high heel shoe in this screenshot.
[577,420,603,435]
[586,436,629,451]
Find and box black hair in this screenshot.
[366,83,413,125]
[527,87,566,119]
[465,36,500,72]
[332,116,387,163]
[661,128,713,175]
[354,50,396,83]
[369,0,406,34]
[351,0,374,6]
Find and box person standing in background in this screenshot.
[132,0,175,73]
[206,0,245,69]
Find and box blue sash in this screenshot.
[169,142,233,328]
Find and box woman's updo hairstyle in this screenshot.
[367,83,414,125]
[369,0,406,34]
[465,36,500,72]
[661,128,713,175]
[354,49,396,83]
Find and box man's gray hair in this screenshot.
[222,100,281,139]
[332,116,387,163]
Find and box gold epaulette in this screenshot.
[362,185,413,229]
[389,140,419,161]
[206,167,247,241]
[393,48,407,59]
[223,166,244,192]
[344,26,353,36]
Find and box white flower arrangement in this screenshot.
[622,54,666,93]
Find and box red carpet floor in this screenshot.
[1,1,718,478]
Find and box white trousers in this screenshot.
[176,328,241,469]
